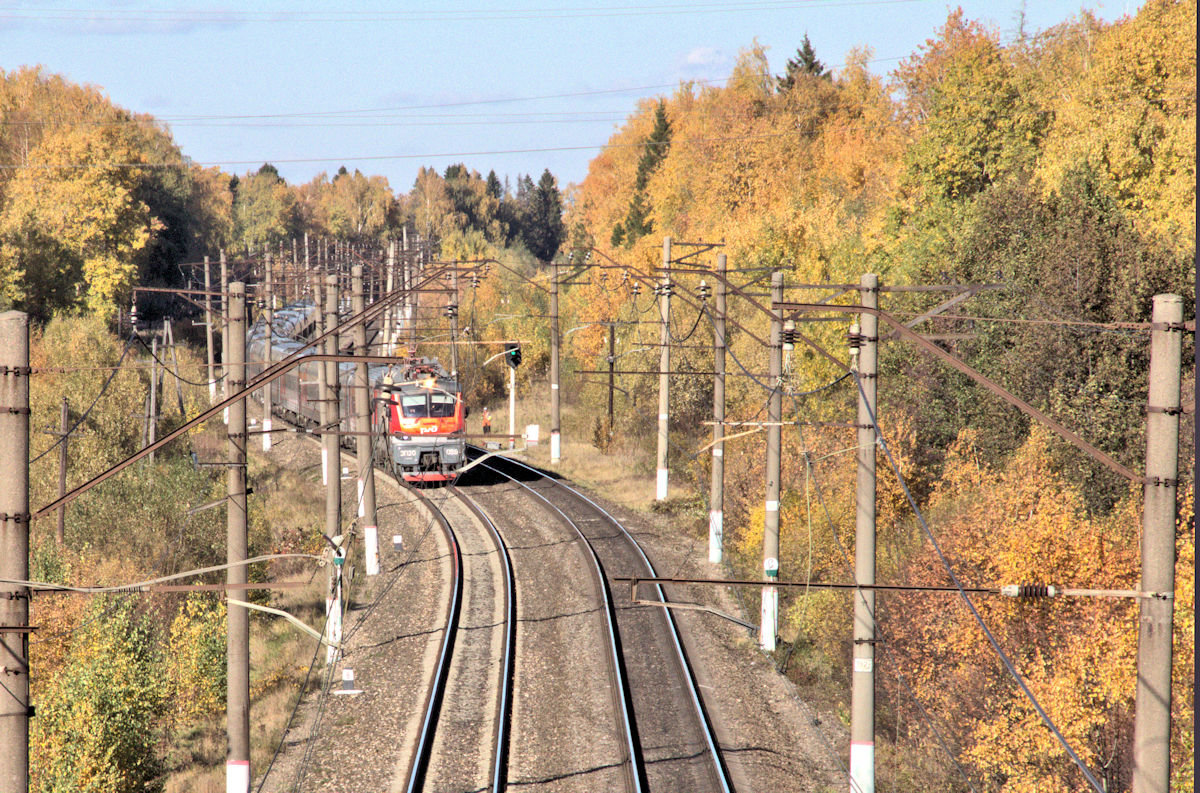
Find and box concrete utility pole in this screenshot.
[148,333,159,462]
[760,270,783,651]
[508,363,517,450]
[449,265,459,379]
[352,266,379,577]
[384,241,396,355]
[56,397,69,546]
[323,274,342,541]
[225,283,250,793]
[166,320,186,418]
[656,237,672,501]
[262,255,274,452]
[850,272,879,793]
[709,253,728,565]
[220,250,229,424]
[0,310,30,793]
[550,262,561,464]
[405,230,417,353]
[204,255,216,405]
[607,323,616,426]
[1132,293,1183,793]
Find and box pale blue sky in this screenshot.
[2,1,1136,193]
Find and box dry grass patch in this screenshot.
[486,385,659,511]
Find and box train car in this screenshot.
[246,299,323,428]
[372,359,466,483]
[247,301,467,483]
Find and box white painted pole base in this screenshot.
[759,585,777,650]
[708,510,723,564]
[262,416,272,451]
[226,760,250,793]
[325,585,342,665]
[364,525,379,576]
[656,468,669,501]
[850,741,875,793]
[550,431,561,463]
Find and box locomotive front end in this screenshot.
[374,361,466,483]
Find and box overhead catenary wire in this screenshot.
[2,0,924,26]
[131,332,222,388]
[0,552,325,593]
[0,131,810,171]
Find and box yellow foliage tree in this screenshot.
[165,594,227,722]
[0,124,160,317]
[1035,0,1196,253]
[31,598,165,793]
[886,428,1193,791]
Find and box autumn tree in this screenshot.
[0,124,160,318]
[406,166,452,248]
[898,11,1044,200]
[31,598,165,793]
[185,164,234,255]
[165,594,226,723]
[232,163,297,250]
[324,167,396,243]
[1035,0,1196,253]
[884,429,1193,792]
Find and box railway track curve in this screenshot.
[462,448,734,793]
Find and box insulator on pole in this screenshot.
[1001,584,1059,598]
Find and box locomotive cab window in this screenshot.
[430,394,456,417]
[399,395,427,418]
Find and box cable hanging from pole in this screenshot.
[851,369,1108,793]
[30,331,138,465]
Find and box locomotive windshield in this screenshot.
[430,394,456,417]
[396,392,457,418]
[399,395,427,418]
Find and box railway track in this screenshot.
[394,464,646,792]
[263,413,731,792]
[462,448,734,793]
[401,484,516,792]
